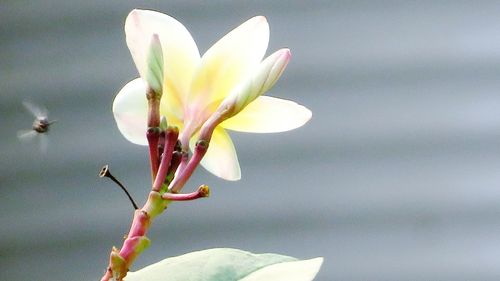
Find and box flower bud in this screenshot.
[217,48,291,120]
[145,33,164,95]
[253,48,291,97]
[159,115,168,131]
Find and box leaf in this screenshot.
[125,248,323,281]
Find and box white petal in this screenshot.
[191,127,241,181]
[221,96,312,133]
[239,257,324,281]
[112,78,148,145]
[189,16,269,108]
[125,9,200,118]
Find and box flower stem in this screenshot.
[101,191,169,281]
[152,126,179,192]
[146,86,161,181]
[168,139,209,193]
[146,127,160,180]
[100,89,224,280]
[162,185,210,201]
[167,111,224,193]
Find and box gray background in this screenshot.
[2,0,500,280]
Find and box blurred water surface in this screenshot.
[2,1,500,280]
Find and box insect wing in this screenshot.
[17,129,37,141]
[22,100,48,119]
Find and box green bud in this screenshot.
[145,33,164,95]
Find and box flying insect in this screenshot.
[17,100,56,153]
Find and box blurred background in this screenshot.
[2,0,500,280]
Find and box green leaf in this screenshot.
[125,248,323,281]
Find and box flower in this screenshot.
[113,9,312,181]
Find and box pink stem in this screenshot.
[146,127,160,181]
[168,151,182,174]
[162,185,210,201]
[146,87,161,181]
[100,191,168,281]
[175,125,194,176]
[175,152,189,177]
[100,270,112,281]
[168,140,208,193]
[168,112,222,193]
[152,127,178,192]
[100,95,226,280]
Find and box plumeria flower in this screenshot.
[113,9,311,181]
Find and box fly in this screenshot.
[17,100,56,153]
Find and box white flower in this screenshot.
[113,10,311,180]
